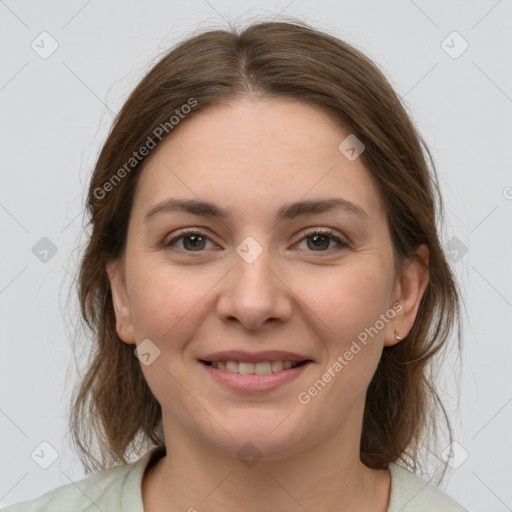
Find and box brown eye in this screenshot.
[296,229,349,252]
[165,231,213,252]
[307,234,331,250]
[182,234,207,251]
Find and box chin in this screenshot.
[203,415,314,462]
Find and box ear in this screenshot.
[385,244,429,347]
[106,259,136,344]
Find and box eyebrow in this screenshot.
[144,197,369,222]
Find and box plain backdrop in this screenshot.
[1,1,511,510]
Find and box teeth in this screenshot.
[271,360,283,372]
[210,360,302,374]
[226,361,238,372]
[238,362,255,374]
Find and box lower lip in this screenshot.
[200,361,312,393]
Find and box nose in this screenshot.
[216,249,293,331]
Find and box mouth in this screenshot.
[199,359,311,374]
[198,357,314,393]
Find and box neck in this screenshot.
[142,408,391,512]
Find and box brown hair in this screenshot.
[68,18,463,478]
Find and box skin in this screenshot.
[106,97,429,512]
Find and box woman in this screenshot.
[3,19,467,511]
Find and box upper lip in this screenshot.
[199,350,312,364]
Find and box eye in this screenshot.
[295,228,349,252]
[164,230,216,252]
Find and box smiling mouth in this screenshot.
[199,360,311,374]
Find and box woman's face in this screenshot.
[107,97,428,460]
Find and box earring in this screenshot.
[395,330,403,341]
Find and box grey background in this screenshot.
[1,1,511,510]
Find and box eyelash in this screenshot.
[163,228,350,254]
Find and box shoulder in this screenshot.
[387,463,468,512]
[1,447,163,512]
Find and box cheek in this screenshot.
[299,262,392,344]
[294,266,391,414]
[126,264,207,343]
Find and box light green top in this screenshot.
[1,446,468,511]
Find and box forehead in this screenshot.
[132,97,386,225]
